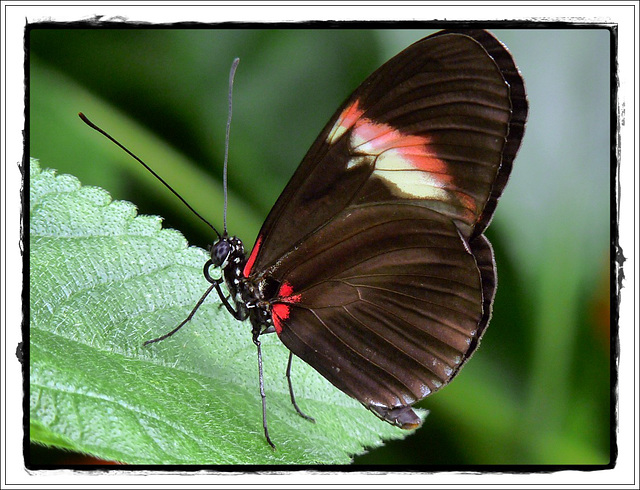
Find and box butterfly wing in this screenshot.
[244,29,527,277]
[244,29,527,424]
[266,202,492,425]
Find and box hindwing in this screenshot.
[267,203,491,411]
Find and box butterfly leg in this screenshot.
[216,292,231,311]
[286,352,315,423]
[253,332,276,449]
[143,283,216,346]
[204,259,249,321]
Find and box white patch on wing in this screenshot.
[348,116,454,202]
[328,120,349,144]
[419,384,432,397]
[328,99,475,218]
[374,167,451,201]
[345,155,372,170]
[372,149,451,201]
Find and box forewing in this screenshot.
[268,203,489,410]
[245,29,527,276]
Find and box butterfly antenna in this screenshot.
[223,57,240,236]
[78,112,221,239]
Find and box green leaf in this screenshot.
[29,158,418,464]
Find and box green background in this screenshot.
[29,26,612,465]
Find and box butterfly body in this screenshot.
[204,30,528,439]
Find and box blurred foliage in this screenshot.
[28,26,612,466]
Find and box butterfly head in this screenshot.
[210,235,245,270]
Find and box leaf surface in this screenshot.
[29,158,418,464]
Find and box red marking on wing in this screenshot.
[271,281,302,335]
[272,303,289,335]
[278,281,302,304]
[338,100,365,131]
[327,100,365,143]
[335,100,452,183]
[353,118,443,171]
[243,235,263,278]
[279,281,295,297]
[353,117,476,216]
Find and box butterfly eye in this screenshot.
[211,239,231,267]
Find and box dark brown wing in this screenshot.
[267,203,490,419]
[242,29,527,425]
[439,29,528,238]
[244,29,527,277]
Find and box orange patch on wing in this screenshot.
[327,100,365,144]
[351,117,476,218]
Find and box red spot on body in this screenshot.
[243,235,262,278]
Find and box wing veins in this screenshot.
[339,272,479,290]
[281,305,418,401]
[331,245,471,280]
[347,280,480,321]
[359,295,474,344]
[341,304,454,380]
[277,216,460,279]
[284,242,471,296]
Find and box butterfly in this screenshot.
[81,28,527,449]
